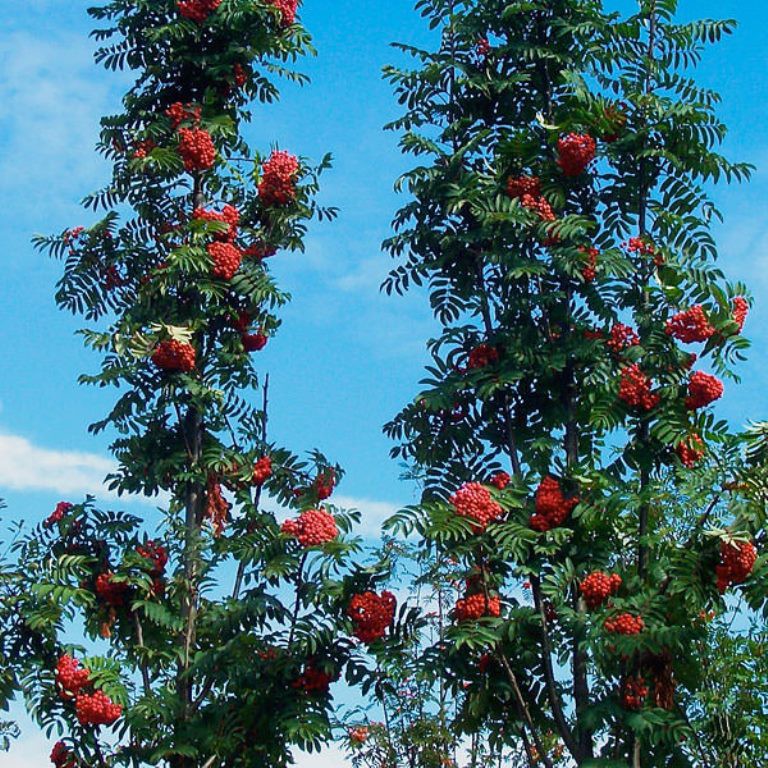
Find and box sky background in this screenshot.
[1,1,767,766]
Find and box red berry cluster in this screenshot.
[556,133,597,177]
[347,590,397,644]
[253,456,272,485]
[604,612,644,635]
[506,175,541,200]
[268,0,298,27]
[178,128,216,172]
[579,246,599,282]
[281,508,339,547]
[732,297,749,333]
[259,150,300,207]
[233,63,248,88]
[55,655,122,727]
[685,371,723,410]
[665,305,715,343]
[676,433,705,468]
[242,331,268,352]
[132,139,156,159]
[315,469,336,501]
[450,482,503,532]
[243,241,278,260]
[623,237,654,255]
[454,593,501,621]
[349,726,370,745]
[50,742,76,768]
[177,0,222,23]
[606,323,639,353]
[530,476,578,532]
[208,241,243,280]
[490,471,510,490]
[522,193,556,222]
[137,540,168,576]
[716,539,757,594]
[293,664,333,694]
[475,37,491,59]
[55,655,91,700]
[46,501,74,527]
[621,675,648,710]
[579,571,622,609]
[152,339,196,373]
[75,690,122,727]
[95,572,129,608]
[467,343,499,369]
[618,364,659,411]
[165,102,201,130]
[193,204,240,241]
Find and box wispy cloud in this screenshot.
[0,432,113,496]
[0,29,123,225]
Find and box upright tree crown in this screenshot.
[9,2,365,767]
[383,1,766,765]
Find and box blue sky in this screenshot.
[2,1,768,765]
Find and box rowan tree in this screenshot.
[382,1,767,765]
[4,2,365,767]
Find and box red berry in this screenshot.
[348,591,397,643]
[46,501,73,527]
[579,246,599,282]
[242,332,268,352]
[152,340,196,373]
[259,150,299,207]
[618,364,659,411]
[136,540,168,576]
[684,371,723,410]
[606,324,639,354]
[665,306,715,344]
[620,675,648,710]
[178,128,215,171]
[676,434,705,468]
[253,456,272,485]
[74,689,122,727]
[604,612,644,635]
[467,343,499,369]
[556,133,596,176]
[177,0,222,23]
[732,297,749,333]
[454,593,501,621]
[293,662,333,694]
[579,571,622,609]
[716,539,757,593]
[282,508,339,547]
[490,471,510,490]
[193,204,240,242]
[165,102,201,130]
[267,0,298,26]
[55,655,91,700]
[530,476,578,532]
[94,572,129,608]
[208,241,242,280]
[450,482,503,532]
[506,175,541,200]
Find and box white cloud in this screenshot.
[0,432,113,495]
[333,494,400,538]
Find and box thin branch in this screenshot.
[531,576,579,759]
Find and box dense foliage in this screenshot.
[382,1,767,765]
